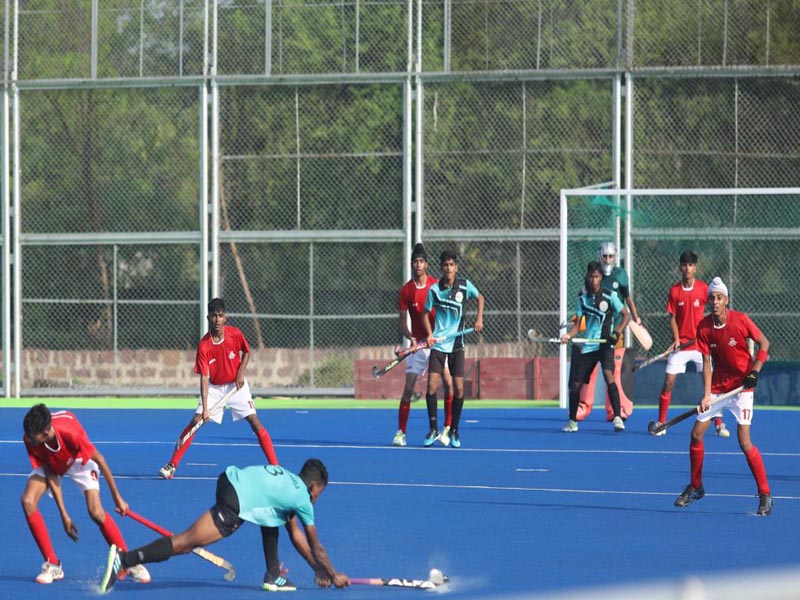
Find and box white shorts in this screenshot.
[30,459,101,494]
[697,389,754,425]
[665,349,703,375]
[405,347,431,377]
[196,380,255,424]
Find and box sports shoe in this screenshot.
[439,425,451,447]
[100,545,123,592]
[35,561,64,584]
[757,492,773,516]
[126,563,151,584]
[562,420,578,433]
[650,422,666,436]
[674,484,705,507]
[715,422,731,438]
[449,429,461,448]
[612,416,625,431]
[263,574,297,592]
[158,462,176,479]
[423,429,440,447]
[392,430,407,447]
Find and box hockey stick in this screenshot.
[175,386,238,450]
[125,508,236,581]
[527,330,605,344]
[633,339,695,372]
[350,575,449,590]
[372,328,475,378]
[647,386,745,435]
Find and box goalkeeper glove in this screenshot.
[608,331,620,345]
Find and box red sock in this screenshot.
[257,428,279,465]
[398,402,411,433]
[713,417,723,427]
[26,510,58,564]
[169,423,196,467]
[99,512,126,549]
[444,394,454,428]
[745,445,770,495]
[658,391,671,424]
[690,440,704,489]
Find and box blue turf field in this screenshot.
[1,405,798,598]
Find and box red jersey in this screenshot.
[399,275,437,341]
[24,411,96,475]
[696,310,762,394]
[667,278,708,350]
[194,325,250,385]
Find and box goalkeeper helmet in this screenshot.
[598,241,617,276]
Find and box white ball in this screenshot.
[428,568,444,585]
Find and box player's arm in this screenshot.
[399,309,415,345]
[612,306,630,343]
[561,298,583,343]
[200,374,210,419]
[45,465,79,541]
[669,312,680,350]
[744,330,770,389]
[297,519,349,588]
[699,353,713,412]
[236,349,250,390]
[473,291,485,333]
[90,448,128,516]
[284,517,328,585]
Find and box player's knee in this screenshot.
[88,507,106,524]
[21,494,38,515]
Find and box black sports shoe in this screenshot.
[757,493,773,516]
[100,545,123,592]
[263,574,296,592]
[674,484,705,507]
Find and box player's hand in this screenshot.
[114,498,129,517]
[332,573,350,588]
[474,318,484,333]
[426,334,436,347]
[62,517,79,542]
[608,331,620,345]
[671,340,681,351]
[743,370,759,389]
[698,396,711,413]
[560,334,570,345]
[314,570,331,588]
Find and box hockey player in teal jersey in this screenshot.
[560,261,630,433]
[100,459,349,593]
[421,249,484,448]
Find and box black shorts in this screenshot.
[429,347,465,378]
[568,345,615,387]
[209,471,245,537]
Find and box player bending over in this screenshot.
[22,403,150,585]
[101,458,349,592]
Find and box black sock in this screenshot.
[261,526,280,578]
[607,382,621,418]
[122,536,174,568]
[451,396,465,430]
[426,393,438,431]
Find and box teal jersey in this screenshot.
[424,278,480,353]
[574,288,625,354]
[602,266,630,326]
[226,465,314,528]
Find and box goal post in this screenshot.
[558,186,800,409]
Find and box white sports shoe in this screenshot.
[439,425,451,447]
[715,422,731,438]
[126,563,151,584]
[562,420,578,433]
[612,416,625,431]
[158,462,176,479]
[35,561,64,584]
[392,430,407,447]
[651,422,666,436]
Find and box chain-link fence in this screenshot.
[1,0,799,396]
